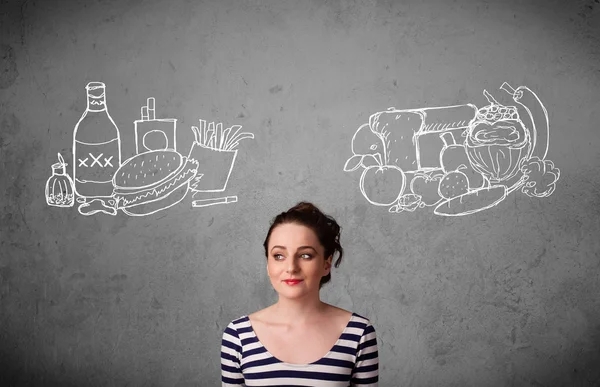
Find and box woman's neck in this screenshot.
[271,295,328,325]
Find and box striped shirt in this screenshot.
[221,312,378,386]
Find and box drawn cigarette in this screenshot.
[141,106,148,121]
[192,195,238,208]
[147,97,155,120]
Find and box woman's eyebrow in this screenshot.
[270,245,317,252]
[297,246,317,252]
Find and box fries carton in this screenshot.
[187,120,254,192]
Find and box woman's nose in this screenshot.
[286,259,298,272]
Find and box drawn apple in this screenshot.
[410,173,443,206]
[360,165,406,206]
[438,170,470,199]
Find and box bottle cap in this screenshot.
[52,162,66,175]
[86,81,105,90]
[52,153,67,175]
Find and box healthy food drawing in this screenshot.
[344,82,560,216]
[45,82,254,216]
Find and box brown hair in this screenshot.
[263,202,343,288]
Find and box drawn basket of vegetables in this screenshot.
[187,120,254,192]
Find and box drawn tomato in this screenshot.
[410,173,443,206]
[360,165,406,206]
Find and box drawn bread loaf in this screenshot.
[368,104,477,172]
[369,110,423,171]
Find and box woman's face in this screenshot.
[266,222,331,299]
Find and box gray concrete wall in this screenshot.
[1,0,599,385]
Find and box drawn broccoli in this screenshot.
[520,156,560,198]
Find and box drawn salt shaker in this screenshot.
[46,153,75,207]
[72,82,122,198]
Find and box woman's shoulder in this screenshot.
[341,309,376,334]
[349,311,373,324]
[224,314,251,333]
[326,305,372,323]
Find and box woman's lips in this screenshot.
[283,279,303,286]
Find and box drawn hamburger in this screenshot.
[112,149,199,216]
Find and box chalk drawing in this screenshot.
[77,197,118,216]
[134,97,177,153]
[345,82,560,216]
[72,82,122,193]
[71,81,122,215]
[187,120,254,207]
[45,153,75,207]
[192,195,238,208]
[46,83,254,216]
[112,149,198,217]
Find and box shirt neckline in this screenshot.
[245,312,357,367]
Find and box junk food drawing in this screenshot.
[45,153,75,208]
[187,119,254,198]
[45,82,254,217]
[72,82,122,204]
[344,82,560,216]
[135,97,177,153]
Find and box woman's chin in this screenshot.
[275,285,317,299]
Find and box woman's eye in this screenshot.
[273,254,284,261]
[301,254,313,259]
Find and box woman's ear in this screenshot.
[324,255,333,273]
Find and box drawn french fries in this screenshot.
[189,121,254,152]
[186,120,254,194]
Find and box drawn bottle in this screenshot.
[45,153,75,207]
[72,82,122,198]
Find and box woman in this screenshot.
[221,202,379,386]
